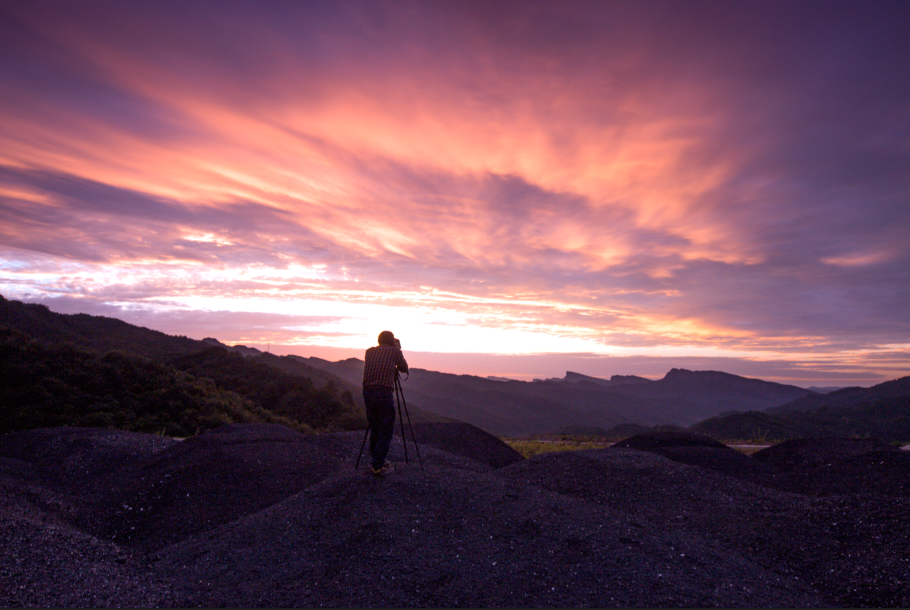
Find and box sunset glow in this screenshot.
[2,1,908,386]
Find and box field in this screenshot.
[504,435,774,458]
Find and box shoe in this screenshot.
[371,461,395,476]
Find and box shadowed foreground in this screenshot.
[1,424,908,607]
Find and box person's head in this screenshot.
[377,330,395,346]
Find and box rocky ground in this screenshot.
[0,423,908,607]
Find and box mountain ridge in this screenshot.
[293,356,814,435]
[3,294,905,441]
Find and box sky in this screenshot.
[1,1,909,387]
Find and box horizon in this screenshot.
[3,293,888,389]
[2,2,909,389]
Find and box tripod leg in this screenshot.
[397,377,424,470]
[404,407,423,470]
[354,426,369,470]
[395,378,409,463]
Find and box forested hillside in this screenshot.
[0,296,364,435]
[0,328,292,435]
[170,347,362,431]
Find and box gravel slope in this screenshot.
[1,424,908,607]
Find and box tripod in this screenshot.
[355,372,423,470]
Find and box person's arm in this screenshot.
[394,339,408,373]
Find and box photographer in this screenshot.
[362,331,408,476]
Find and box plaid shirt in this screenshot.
[362,344,408,389]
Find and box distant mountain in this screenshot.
[547,368,813,429]
[600,368,815,423]
[290,357,657,436]
[297,357,814,436]
[689,375,910,443]
[563,371,652,386]
[609,374,653,385]
[806,386,846,394]
[291,356,365,382]
[768,376,910,414]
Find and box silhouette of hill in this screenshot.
[0,328,297,436]
[169,347,365,431]
[202,337,264,358]
[2,424,908,606]
[768,375,910,414]
[297,357,814,435]
[292,358,665,436]
[3,294,902,442]
[0,296,358,434]
[806,385,846,394]
[0,294,207,359]
[563,371,652,386]
[689,410,809,441]
[603,368,814,422]
[690,375,910,443]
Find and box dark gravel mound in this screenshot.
[326,428,508,475]
[500,449,831,575]
[753,437,898,472]
[0,426,176,485]
[654,445,768,476]
[500,447,910,607]
[611,430,766,477]
[0,484,178,607]
[403,422,524,468]
[820,451,910,496]
[2,424,909,607]
[762,450,910,497]
[0,428,180,607]
[83,423,345,552]
[153,462,820,607]
[194,421,308,443]
[802,494,910,606]
[750,437,909,497]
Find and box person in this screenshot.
[362,330,408,476]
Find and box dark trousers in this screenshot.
[363,386,395,469]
